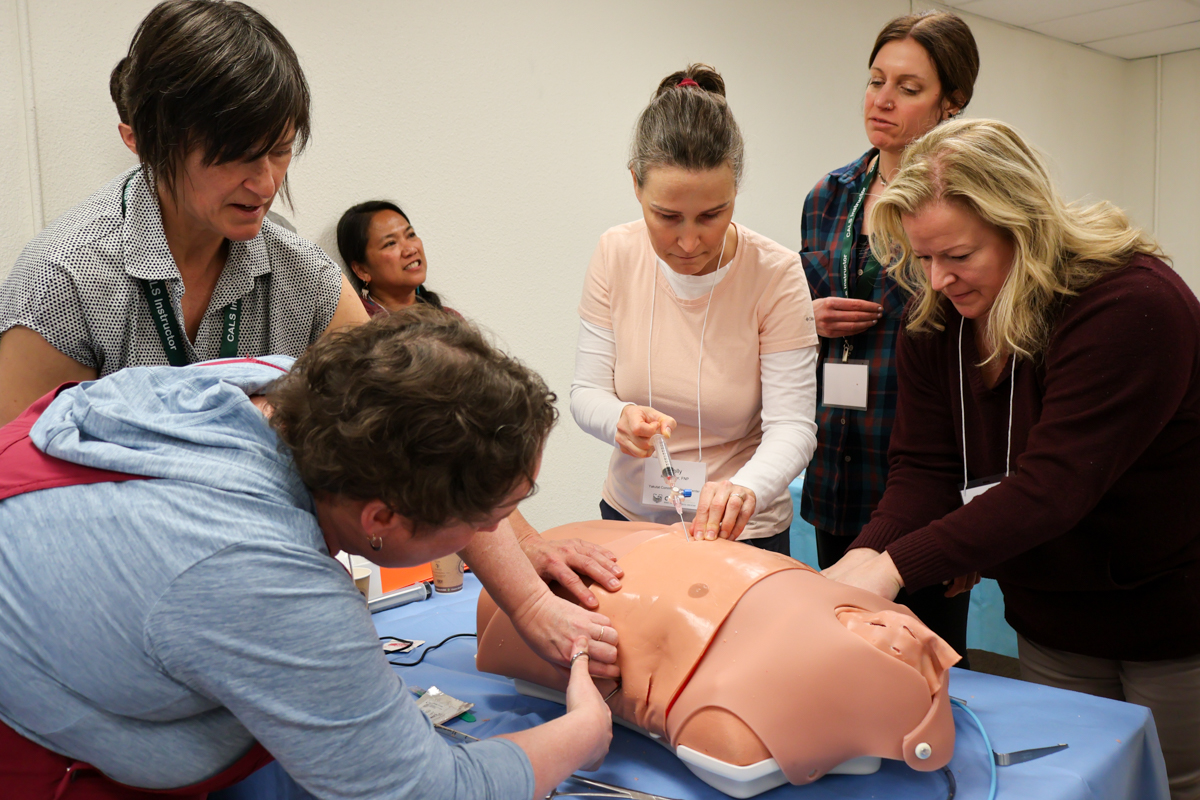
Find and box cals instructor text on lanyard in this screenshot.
[821,157,883,411]
[125,176,245,366]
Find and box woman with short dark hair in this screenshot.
[0,0,368,427]
[0,309,615,798]
[798,10,980,658]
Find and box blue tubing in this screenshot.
[950,697,998,800]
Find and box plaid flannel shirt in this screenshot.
[799,149,911,537]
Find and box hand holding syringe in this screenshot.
[650,433,691,534]
[615,406,692,538]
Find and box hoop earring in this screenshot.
[369,535,383,552]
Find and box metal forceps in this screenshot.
[547,775,682,800]
[993,743,1069,766]
[434,725,682,800]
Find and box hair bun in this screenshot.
[655,63,726,98]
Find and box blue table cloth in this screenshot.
[214,576,1169,800]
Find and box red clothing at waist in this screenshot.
[0,717,271,800]
[0,383,148,501]
[853,255,1200,660]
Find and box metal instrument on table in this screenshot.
[993,742,1069,766]
[547,775,682,800]
[954,698,1070,768]
[434,724,682,800]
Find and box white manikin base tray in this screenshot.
[512,678,881,798]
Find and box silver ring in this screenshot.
[570,650,589,667]
[730,492,744,500]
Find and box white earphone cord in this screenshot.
[648,227,728,464]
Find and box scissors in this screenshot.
[434,724,682,800]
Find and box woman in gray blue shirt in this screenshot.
[0,309,614,799]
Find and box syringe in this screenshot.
[650,433,689,532]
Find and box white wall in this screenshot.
[1158,49,1200,286]
[0,0,1186,530]
[0,2,37,269]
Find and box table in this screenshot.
[213,576,1169,800]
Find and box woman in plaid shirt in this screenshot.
[799,11,979,657]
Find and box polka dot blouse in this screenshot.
[0,168,343,375]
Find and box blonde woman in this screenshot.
[825,118,1200,800]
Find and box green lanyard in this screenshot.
[122,175,242,366]
[838,158,882,360]
[140,280,240,366]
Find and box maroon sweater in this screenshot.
[852,255,1200,660]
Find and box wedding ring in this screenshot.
[570,650,590,667]
[730,492,745,500]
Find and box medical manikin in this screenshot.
[476,521,960,798]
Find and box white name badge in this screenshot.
[960,475,1004,505]
[642,459,706,511]
[823,361,870,410]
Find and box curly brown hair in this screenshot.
[268,307,557,531]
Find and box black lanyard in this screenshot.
[122,175,242,366]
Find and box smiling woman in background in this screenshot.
[798,10,979,659]
[0,0,366,427]
[337,200,451,316]
[571,64,819,553]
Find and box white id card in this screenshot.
[823,361,870,410]
[642,459,706,511]
[960,475,1003,505]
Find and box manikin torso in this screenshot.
[476,521,959,794]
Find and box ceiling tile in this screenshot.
[1031,0,1200,43]
[945,0,1139,27]
[1084,18,1200,55]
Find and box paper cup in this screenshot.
[352,566,372,599]
[430,553,464,593]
